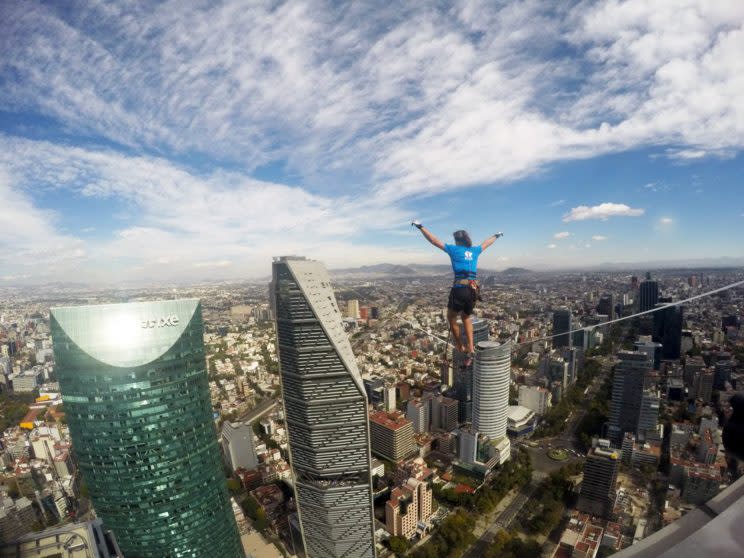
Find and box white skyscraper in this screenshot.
[383,384,397,412]
[346,299,361,319]
[272,257,376,558]
[472,340,511,463]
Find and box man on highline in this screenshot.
[412,220,503,366]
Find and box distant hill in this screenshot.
[333,263,418,276]
[500,267,532,275]
[330,262,522,278]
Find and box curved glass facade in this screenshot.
[50,299,242,558]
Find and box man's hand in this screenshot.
[411,220,423,229]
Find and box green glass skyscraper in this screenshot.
[50,299,242,558]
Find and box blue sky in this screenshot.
[0,0,743,284]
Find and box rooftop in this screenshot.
[369,411,411,431]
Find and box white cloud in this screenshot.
[0,1,741,201]
[0,136,414,281]
[563,203,645,222]
[659,217,674,225]
[547,244,557,249]
[549,199,566,207]
[591,235,608,241]
[0,168,85,268]
[553,231,571,239]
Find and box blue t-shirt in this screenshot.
[444,244,482,282]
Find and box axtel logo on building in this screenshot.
[141,316,180,329]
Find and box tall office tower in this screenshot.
[346,299,361,319]
[653,304,683,360]
[406,398,429,434]
[577,439,619,518]
[638,391,660,441]
[562,347,580,385]
[693,369,714,404]
[436,396,459,432]
[383,383,397,412]
[597,294,615,321]
[684,356,705,387]
[552,308,572,349]
[607,351,652,445]
[50,300,242,558]
[472,341,511,462]
[631,275,639,289]
[453,318,490,422]
[221,421,258,472]
[272,257,376,558]
[713,360,735,390]
[634,340,663,370]
[639,273,659,312]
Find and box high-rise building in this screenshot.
[369,411,416,462]
[713,360,736,391]
[272,257,376,558]
[639,273,659,312]
[50,300,242,557]
[597,294,615,321]
[693,368,714,404]
[383,383,397,412]
[472,341,511,463]
[653,304,683,360]
[552,308,572,349]
[577,440,619,518]
[431,395,459,432]
[221,421,258,472]
[453,318,490,422]
[637,390,660,441]
[634,340,662,370]
[406,398,429,434]
[346,299,361,319]
[607,351,652,445]
[684,356,705,387]
[518,385,551,415]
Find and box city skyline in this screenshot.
[1,1,744,284]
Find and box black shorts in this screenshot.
[448,286,476,315]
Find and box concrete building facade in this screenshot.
[272,257,376,558]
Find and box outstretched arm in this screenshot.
[480,232,504,251]
[412,221,445,251]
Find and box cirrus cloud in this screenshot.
[563,203,645,222]
[553,231,571,239]
[591,235,608,241]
